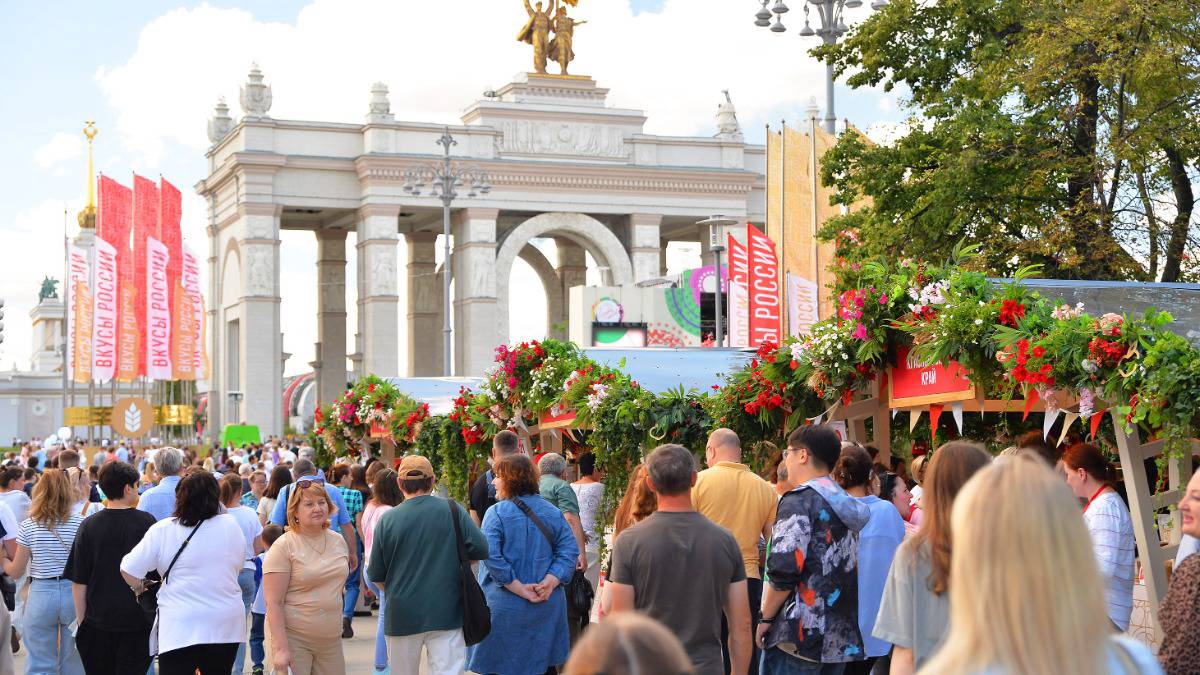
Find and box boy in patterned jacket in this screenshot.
[757,425,870,672]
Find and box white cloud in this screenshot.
[79,0,889,375]
[0,199,82,371]
[34,133,84,170]
[95,0,872,162]
[877,95,894,112]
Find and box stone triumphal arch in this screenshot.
[199,67,765,435]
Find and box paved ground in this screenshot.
[13,612,417,674]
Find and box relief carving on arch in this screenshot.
[498,120,627,159]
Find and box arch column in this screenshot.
[496,212,634,350]
[518,246,566,341]
[405,232,443,376]
[357,205,400,377]
[627,213,663,282]
[314,229,348,404]
[227,202,282,436]
[453,208,500,376]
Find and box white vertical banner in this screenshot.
[145,236,173,380]
[66,243,91,375]
[787,273,820,337]
[182,246,207,379]
[90,237,119,383]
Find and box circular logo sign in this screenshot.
[111,398,154,438]
[592,297,624,324]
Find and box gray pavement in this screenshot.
[12,612,432,674]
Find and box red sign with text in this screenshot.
[746,224,780,347]
[888,346,976,407]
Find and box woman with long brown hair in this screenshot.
[2,469,84,673]
[257,465,292,526]
[599,464,658,619]
[1060,442,1135,632]
[872,440,992,674]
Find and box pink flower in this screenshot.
[507,377,518,388]
[852,323,868,340]
[879,294,888,305]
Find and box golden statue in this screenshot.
[549,4,586,75]
[517,0,556,75]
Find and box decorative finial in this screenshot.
[78,121,97,229]
[715,90,743,141]
[239,64,273,118]
[367,82,393,122]
[208,97,234,144]
[805,96,820,120]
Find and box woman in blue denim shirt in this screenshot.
[468,454,578,675]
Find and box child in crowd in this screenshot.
[250,523,283,675]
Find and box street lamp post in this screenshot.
[754,0,889,134]
[698,215,739,348]
[402,128,491,377]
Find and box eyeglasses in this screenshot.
[295,477,325,489]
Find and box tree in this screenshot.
[816,0,1200,282]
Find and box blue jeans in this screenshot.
[232,567,255,674]
[760,648,847,675]
[249,612,265,670]
[343,537,364,619]
[24,578,84,675]
[364,578,388,671]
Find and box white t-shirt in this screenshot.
[72,499,105,518]
[227,505,263,570]
[0,490,31,524]
[120,514,247,654]
[0,502,18,542]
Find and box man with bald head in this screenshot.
[693,428,777,675]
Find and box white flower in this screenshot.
[974,319,983,325]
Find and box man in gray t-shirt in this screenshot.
[608,444,751,675]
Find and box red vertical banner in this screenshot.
[146,237,173,380]
[160,179,183,307]
[133,175,159,377]
[98,176,139,381]
[727,235,749,348]
[182,245,209,380]
[67,244,91,383]
[747,224,781,347]
[90,237,119,383]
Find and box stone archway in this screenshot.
[495,212,634,344]
[517,246,566,340]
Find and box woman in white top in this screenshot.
[570,452,604,588]
[359,468,401,674]
[220,473,265,675]
[67,466,104,518]
[121,471,247,674]
[1061,442,1136,632]
[3,469,85,674]
[257,465,291,526]
[919,455,1161,675]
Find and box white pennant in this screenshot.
[1043,407,1061,440]
[892,408,899,420]
[951,402,964,435]
[909,409,923,433]
[1058,413,1080,447]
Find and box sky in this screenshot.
[0,0,901,377]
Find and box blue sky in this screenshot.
[0,0,899,375]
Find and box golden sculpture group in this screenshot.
[518,0,587,75]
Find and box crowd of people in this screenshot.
[0,424,1194,674]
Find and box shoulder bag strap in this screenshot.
[163,522,203,584]
[448,499,468,567]
[511,498,555,548]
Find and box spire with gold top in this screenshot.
[77,121,97,229]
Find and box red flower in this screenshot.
[1032,345,1045,358]
[999,299,1026,327]
[789,360,799,370]
[1039,363,1053,374]
[768,394,783,409]
[368,383,376,392]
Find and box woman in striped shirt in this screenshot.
[1061,443,1136,632]
[2,469,85,674]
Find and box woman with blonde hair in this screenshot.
[563,611,694,675]
[2,469,85,673]
[873,440,991,673]
[263,478,348,674]
[918,454,1160,674]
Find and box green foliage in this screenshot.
[816,0,1200,282]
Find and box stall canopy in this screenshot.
[582,347,753,394]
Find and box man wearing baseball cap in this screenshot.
[366,455,488,675]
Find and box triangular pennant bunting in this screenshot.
[1058,412,1079,447]
[951,402,964,435]
[909,409,922,433]
[1089,410,1106,440]
[1023,388,1040,421]
[929,403,944,443]
[1043,407,1061,441]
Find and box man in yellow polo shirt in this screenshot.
[693,428,777,675]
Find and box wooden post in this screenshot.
[379,436,396,468]
[1113,425,1200,641]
